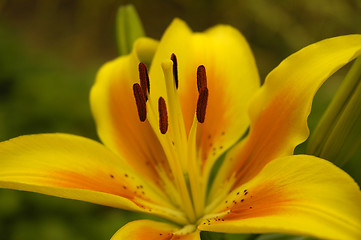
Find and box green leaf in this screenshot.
[307,57,361,166]
[116,4,145,56]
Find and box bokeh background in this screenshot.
[0,0,361,239]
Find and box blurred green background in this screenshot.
[0,0,361,239]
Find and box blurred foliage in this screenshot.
[307,57,361,167]
[0,0,361,239]
[116,4,145,55]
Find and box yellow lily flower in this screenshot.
[1,19,361,239]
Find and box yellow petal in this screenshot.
[200,155,361,240]
[90,37,175,187]
[211,34,361,194]
[0,133,187,225]
[149,18,260,176]
[111,220,200,240]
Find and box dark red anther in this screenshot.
[158,97,168,134]
[196,87,208,123]
[133,83,147,122]
[138,63,150,100]
[197,65,207,93]
[171,53,179,89]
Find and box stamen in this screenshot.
[171,53,179,89]
[158,97,168,134]
[197,65,207,92]
[138,63,150,99]
[196,87,208,123]
[132,83,147,122]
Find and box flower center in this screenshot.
[133,55,209,132]
[132,54,209,224]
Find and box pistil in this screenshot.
[160,59,196,222]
